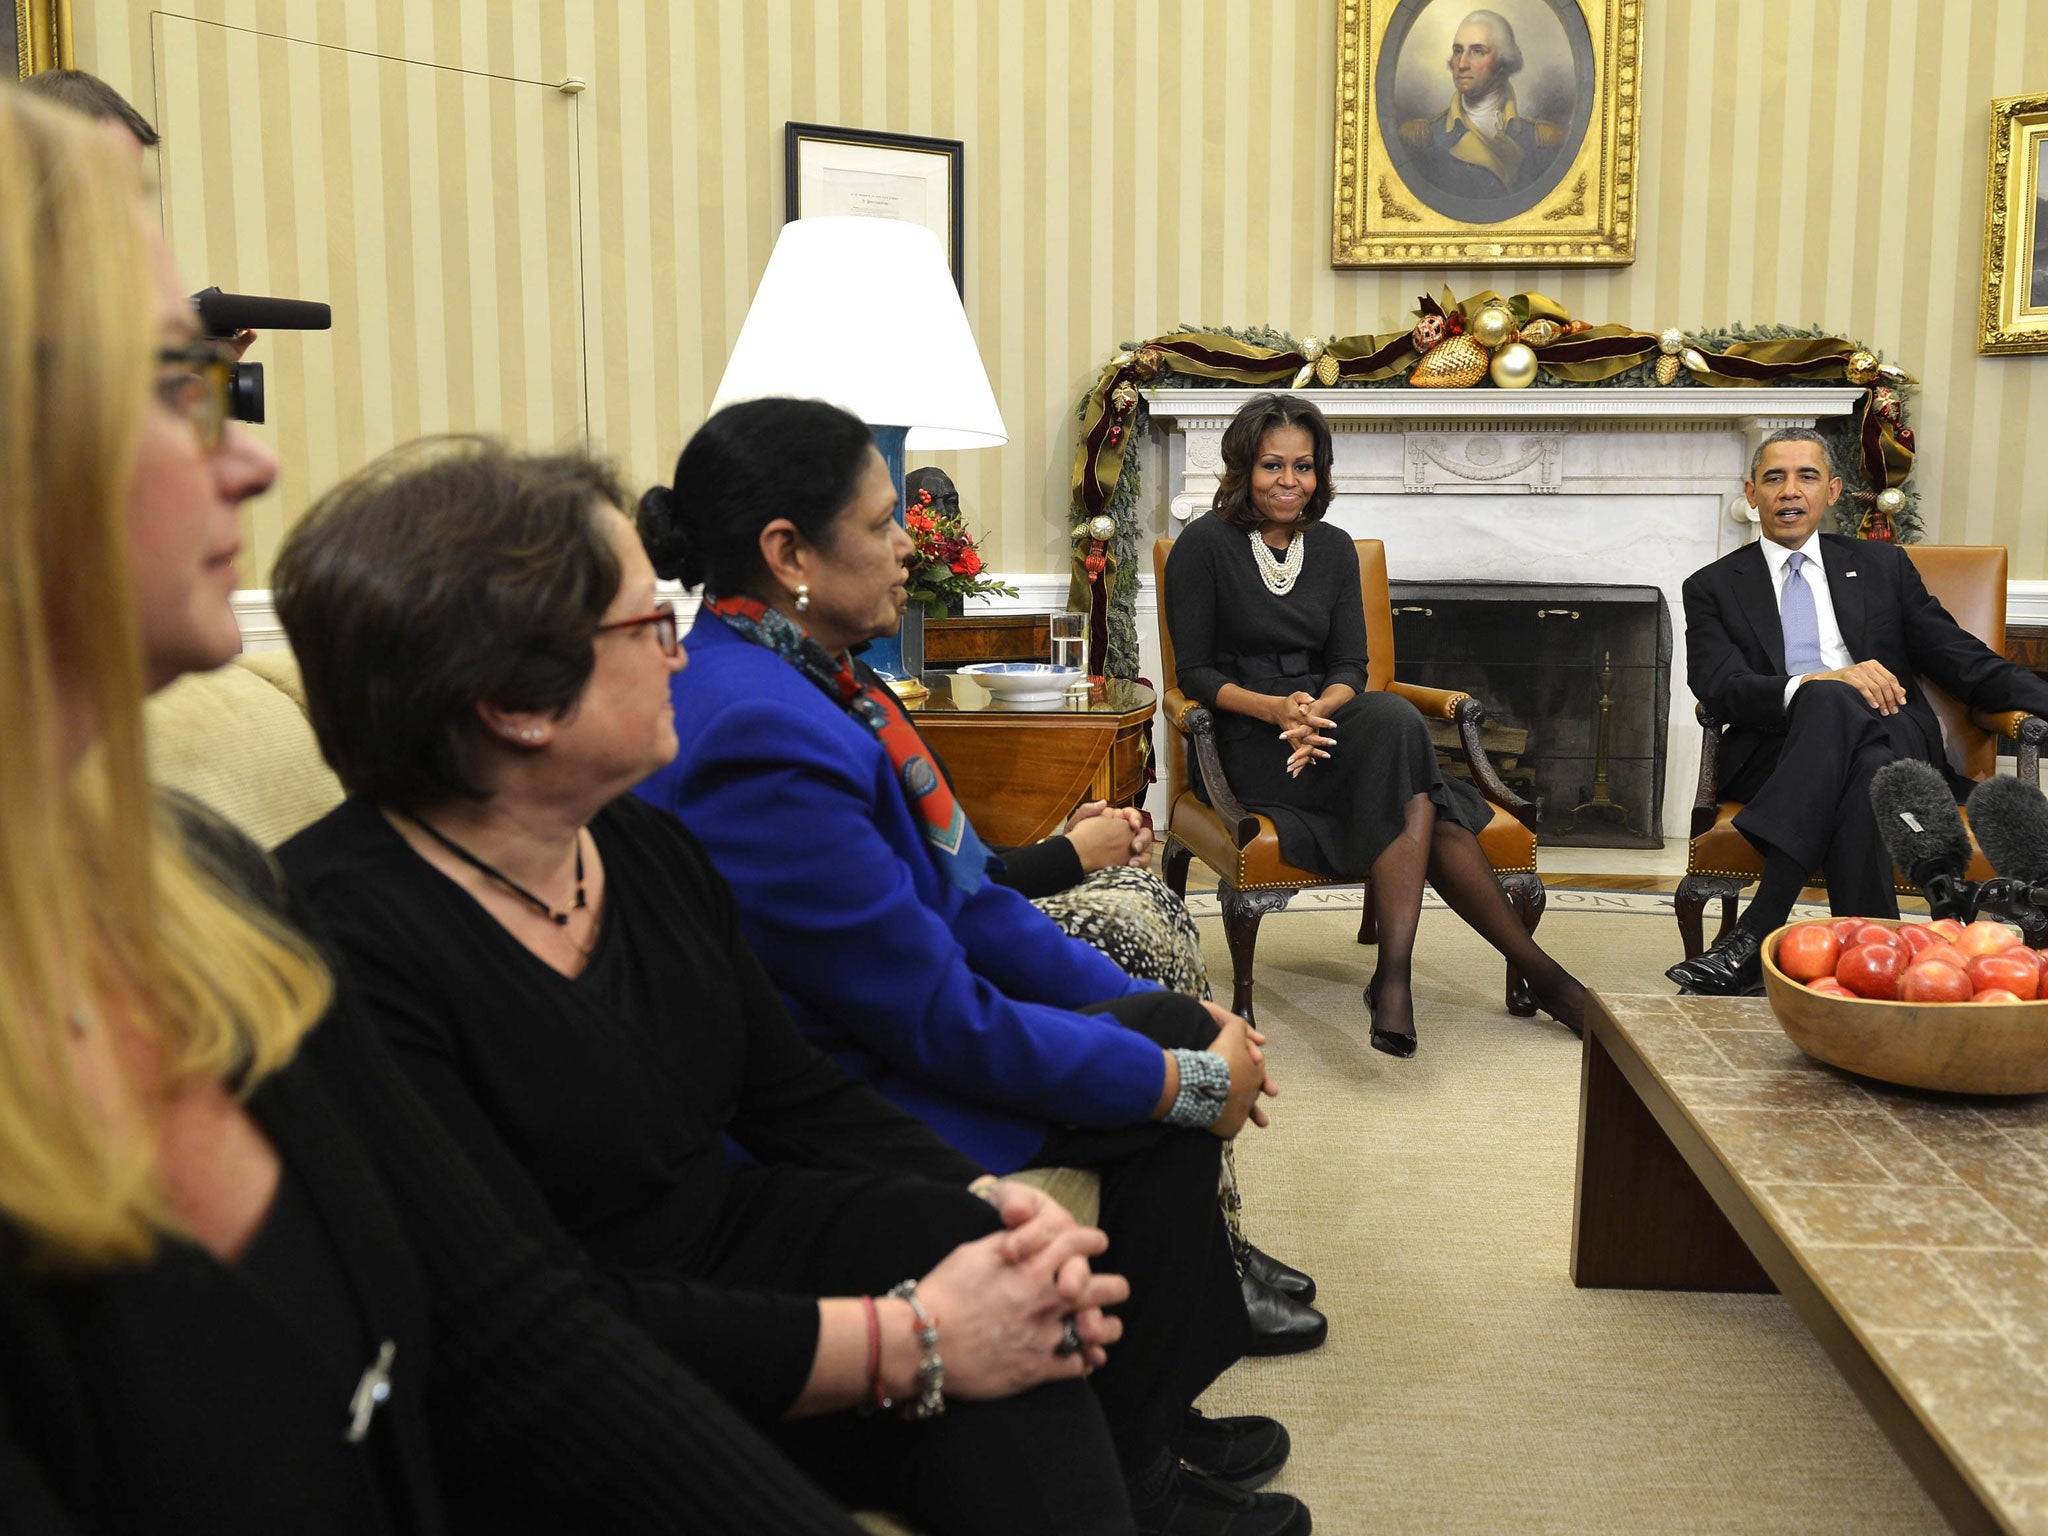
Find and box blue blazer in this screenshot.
[638,608,1165,1173]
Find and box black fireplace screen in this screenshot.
[1389,583,1671,848]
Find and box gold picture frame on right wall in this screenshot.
[1980,91,2048,356]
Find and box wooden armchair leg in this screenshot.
[1162,838,1192,899]
[1675,873,1745,960]
[1219,886,1294,1026]
[1500,871,1545,1017]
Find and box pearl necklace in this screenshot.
[1248,529,1306,595]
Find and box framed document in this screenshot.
[1980,92,2048,356]
[1331,0,1642,268]
[785,122,965,295]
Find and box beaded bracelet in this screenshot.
[885,1278,946,1420]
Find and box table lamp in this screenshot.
[711,215,1007,684]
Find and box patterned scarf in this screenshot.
[706,595,992,895]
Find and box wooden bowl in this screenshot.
[1761,919,2048,1095]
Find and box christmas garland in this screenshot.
[1067,289,1918,678]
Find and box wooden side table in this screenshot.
[908,675,1155,845]
[923,612,1053,665]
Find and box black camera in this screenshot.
[190,287,334,426]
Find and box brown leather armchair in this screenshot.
[1153,537,1546,1023]
[1676,543,2048,957]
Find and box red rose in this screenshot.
[952,551,982,576]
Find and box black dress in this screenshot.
[1164,513,1490,877]
[0,809,866,1536]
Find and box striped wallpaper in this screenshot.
[71,0,2048,583]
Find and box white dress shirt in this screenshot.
[1758,535,1853,706]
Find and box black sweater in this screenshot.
[278,794,983,1421]
[0,804,864,1536]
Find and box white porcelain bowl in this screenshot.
[955,663,1084,702]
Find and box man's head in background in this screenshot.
[21,68,158,162]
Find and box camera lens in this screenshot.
[228,361,265,425]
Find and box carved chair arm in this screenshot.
[1161,691,1262,848]
[1384,681,1534,825]
[1972,709,2047,786]
[1690,703,1726,839]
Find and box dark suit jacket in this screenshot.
[1682,533,2048,796]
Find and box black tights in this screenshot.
[1368,792,1586,1042]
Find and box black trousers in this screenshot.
[1038,991,1254,1469]
[706,1166,1135,1536]
[1726,680,1941,918]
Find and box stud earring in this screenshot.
[795,583,811,614]
[516,727,544,743]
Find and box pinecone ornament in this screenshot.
[1518,318,1563,348]
[1655,354,1682,386]
[1411,314,1445,351]
[1314,353,1340,386]
[1409,334,1490,388]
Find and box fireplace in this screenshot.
[1390,582,1671,848]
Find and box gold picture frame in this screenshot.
[13,0,73,80]
[1979,91,2048,356]
[1332,0,1641,268]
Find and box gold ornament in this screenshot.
[1470,306,1516,350]
[1874,488,1906,517]
[1314,353,1341,386]
[1655,354,1682,386]
[1658,327,1684,356]
[1110,381,1139,415]
[1489,342,1538,389]
[1681,347,1709,373]
[1844,350,1879,385]
[1518,318,1563,348]
[1410,335,1490,388]
[1300,335,1326,361]
[1087,514,1118,542]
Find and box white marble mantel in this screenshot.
[1141,385,1868,841]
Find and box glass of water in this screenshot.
[1049,611,1088,672]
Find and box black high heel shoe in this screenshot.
[1366,975,1417,1059]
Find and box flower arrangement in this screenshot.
[902,487,1019,608]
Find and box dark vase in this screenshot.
[942,593,966,619]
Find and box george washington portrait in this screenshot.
[1378,0,1596,226]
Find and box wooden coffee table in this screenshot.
[1573,992,2048,1534]
[906,675,1155,847]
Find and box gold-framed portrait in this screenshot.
[1332,0,1641,268]
[1980,91,2048,356]
[12,0,73,80]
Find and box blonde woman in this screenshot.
[0,86,873,1536]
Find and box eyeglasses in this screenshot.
[155,342,237,450]
[594,600,680,657]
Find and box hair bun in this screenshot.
[636,483,700,586]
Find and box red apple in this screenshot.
[1831,917,1870,946]
[1775,922,1840,982]
[1928,918,1966,942]
[1806,977,1854,997]
[1836,943,1908,1000]
[1901,961,1973,1003]
[1897,924,1941,957]
[1916,941,1968,971]
[1851,923,1907,954]
[1966,952,2040,1000]
[1955,920,2025,959]
[1972,989,2023,1004]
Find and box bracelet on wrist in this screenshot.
[885,1278,946,1420]
[1164,1047,1231,1128]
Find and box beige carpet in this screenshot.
[1191,902,1947,1536]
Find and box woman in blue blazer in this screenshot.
[637,398,1320,1536]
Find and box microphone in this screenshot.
[1869,759,1976,922]
[192,287,333,336]
[1964,775,2048,944]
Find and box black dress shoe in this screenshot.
[1241,1272,1328,1356]
[1173,1408,1291,1491]
[1128,1455,1313,1536]
[1665,926,1766,996]
[1242,1244,1316,1304]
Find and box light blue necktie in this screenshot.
[1781,550,1823,676]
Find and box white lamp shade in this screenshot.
[711,216,1007,451]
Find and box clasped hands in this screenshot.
[1062,799,1152,871]
[917,1180,1129,1399]
[1798,658,1907,716]
[1268,690,1338,778]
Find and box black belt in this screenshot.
[1220,649,1318,676]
